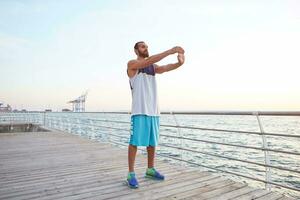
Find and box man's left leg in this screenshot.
[145,116,164,180]
[147,146,155,168]
[145,145,164,180]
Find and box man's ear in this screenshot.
[134,49,139,55]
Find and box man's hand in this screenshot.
[170,46,185,54]
[177,53,185,65]
[155,51,185,74]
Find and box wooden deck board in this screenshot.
[229,188,271,200]
[0,130,296,200]
[206,184,257,200]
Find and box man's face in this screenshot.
[137,43,149,58]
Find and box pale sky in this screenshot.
[1,0,300,111]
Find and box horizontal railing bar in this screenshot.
[161,124,300,138]
[163,111,300,116]
[45,117,130,133]
[160,134,300,156]
[43,115,300,138]
[47,118,129,133]
[160,143,300,174]
[2,110,300,116]
[46,115,130,125]
[46,121,127,140]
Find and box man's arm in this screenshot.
[155,53,185,74]
[127,46,184,70]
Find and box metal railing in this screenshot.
[0,111,299,197]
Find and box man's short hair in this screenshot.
[134,41,144,50]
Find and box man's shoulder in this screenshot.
[127,59,138,66]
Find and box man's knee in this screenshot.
[129,144,137,149]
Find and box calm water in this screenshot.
[5,112,300,198]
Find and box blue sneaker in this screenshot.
[127,172,139,189]
[145,168,165,180]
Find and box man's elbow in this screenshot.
[155,67,166,74]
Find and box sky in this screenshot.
[0,0,299,111]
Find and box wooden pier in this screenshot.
[0,130,295,200]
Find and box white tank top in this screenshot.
[129,64,160,116]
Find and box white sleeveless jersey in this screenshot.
[129,64,160,116]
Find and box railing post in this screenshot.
[55,116,58,129]
[105,114,112,143]
[50,116,53,128]
[67,117,71,133]
[171,111,184,165]
[10,113,13,132]
[59,117,63,130]
[43,112,46,126]
[90,119,95,140]
[77,118,81,135]
[25,113,27,123]
[255,112,271,191]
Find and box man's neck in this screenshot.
[137,56,147,60]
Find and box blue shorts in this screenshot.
[129,115,160,147]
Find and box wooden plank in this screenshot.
[143,176,227,200]
[205,184,256,200]
[230,188,271,200]
[160,177,233,200]
[187,181,245,199]
[277,196,298,200]
[254,191,284,200]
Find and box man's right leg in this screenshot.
[128,144,137,172]
[127,144,139,188]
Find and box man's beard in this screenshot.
[138,50,149,58]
